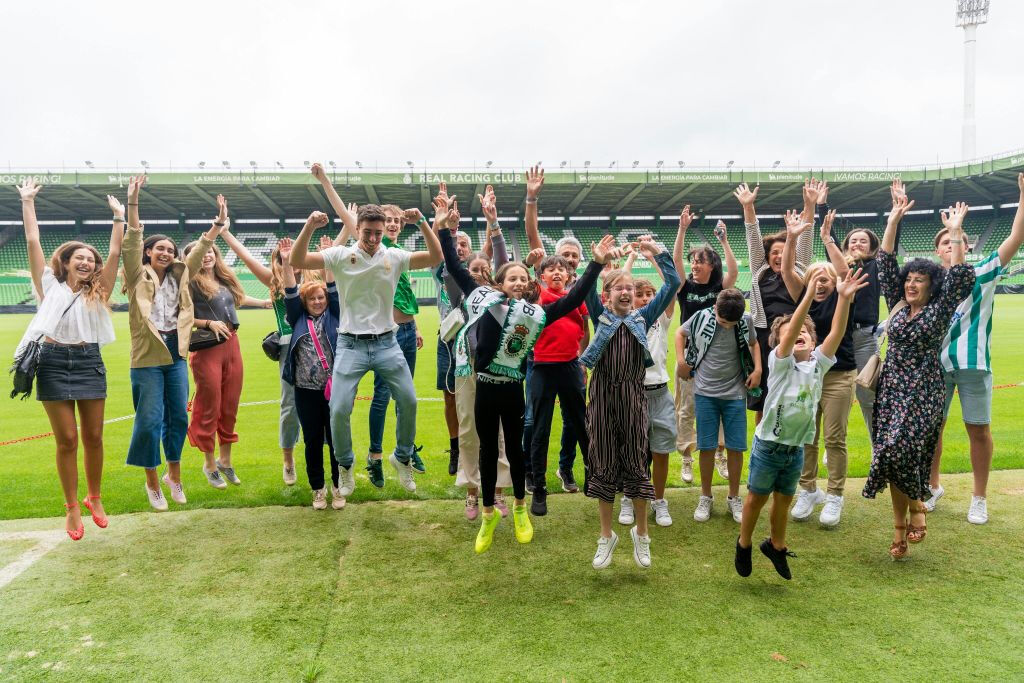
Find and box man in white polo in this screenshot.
[290,204,443,494]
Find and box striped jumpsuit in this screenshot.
[585,325,655,503]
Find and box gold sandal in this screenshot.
[889,524,908,560]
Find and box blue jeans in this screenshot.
[330,332,417,468]
[747,436,803,496]
[694,394,748,452]
[126,333,190,469]
[368,321,418,454]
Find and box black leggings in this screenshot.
[293,386,339,490]
[475,379,527,507]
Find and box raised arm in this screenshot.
[998,172,1024,267]
[220,228,273,286]
[16,178,45,297]
[642,235,676,318]
[311,163,357,233]
[122,175,147,287]
[524,167,544,252]
[186,194,229,281]
[822,269,869,359]
[882,185,914,254]
[735,183,764,272]
[793,179,818,269]
[716,220,739,289]
[290,212,330,270]
[490,228,509,269]
[781,209,811,302]
[544,235,621,325]
[278,238,297,289]
[818,208,849,279]
[439,221,477,296]
[407,201,444,270]
[673,204,696,279]
[776,281,817,359]
[99,194,126,299]
[941,202,969,267]
[333,202,358,246]
[479,184,502,264]
[318,235,336,284]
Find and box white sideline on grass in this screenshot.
[0,530,66,590]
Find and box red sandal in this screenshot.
[889,524,908,560]
[64,502,85,541]
[82,495,108,529]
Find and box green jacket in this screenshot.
[122,225,212,368]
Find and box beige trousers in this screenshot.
[454,373,512,489]
[800,369,856,496]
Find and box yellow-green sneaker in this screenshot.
[513,503,534,544]
[475,510,501,554]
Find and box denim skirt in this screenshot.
[36,343,107,401]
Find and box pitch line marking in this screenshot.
[0,530,66,591]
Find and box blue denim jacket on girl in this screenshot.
[580,252,680,369]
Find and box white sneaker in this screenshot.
[630,526,651,568]
[693,495,713,522]
[727,495,743,523]
[967,496,988,525]
[162,473,187,505]
[283,463,297,486]
[618,497,635,525]
[389,452,416,492]
[203,467,227,490]
[330,486,346,510]
[681,457,694,484]
[312,488,328,510]
[714,451,729,480]
[791,488,825,521]
[592,531,618,570]
[924,485,945,512]
[819,494,844,528]
[145,483,168,512]
[651,498,672,527]
[338,466,355,497]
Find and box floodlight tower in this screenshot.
[956,0,989,160]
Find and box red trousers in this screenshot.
[187,333,243,453]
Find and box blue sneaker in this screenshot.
[366,455,385,489]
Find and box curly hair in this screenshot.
[687,245,723,287]
[50,241,108,306]
[768,312,818,348]
[898,258,946,301]
[298,280,329,312]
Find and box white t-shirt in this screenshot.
[644,312,671,386]
[16,267,115,357]
[755,347,835,447]
[321,243,412,335]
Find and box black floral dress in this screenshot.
[862,251,975,501]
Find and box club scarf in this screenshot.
[454,286,546,380]
[683,308,755,380]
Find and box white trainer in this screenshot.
[681,457,694,484]
[389,452,416,492]
[924,485,945,512]
[330,486,346,510]
[145,483,168,512]
[791,488,825,521]
[162,473,187,505]
[651,498,672,527]
[693,495,713,522]
[727,496,743,523]
[592,531,618,570]
[819,494,844,528]
[338,466,355,497]
[618,497,635,525]
[967,496,988,525]
[312,488,328,510]
[282,463,297,486]
[630,526,651,568]
[203,467,227,490]
[714,451,729,480]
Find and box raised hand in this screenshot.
[403,207,425,225]
[836,267,870,299]
[890,178,907,205]
[127,174,146,204]
[107,194,125,218]
[525,247,546,267]
[16,177,41,201]
[278,237,293,260]
[1018,172,1024,195]
[591,234,622,265]
[815,180,829,205]
[714,219,728,243]
[307,211,330,230]
[733,182,758,207]
[431,191,457,231]
[318,235,333,251]
[448,199,461,232]
[890,194,915,222]
[784,208,812,237]
[311,163,327,182]
[216,194,228,224]
[820,209,837,241]
[347,201,358,216]
[526,165,545,199]
[678,204,696,231]
[940,201,969,233]
[636,235,661,258]
[479,184,498,223]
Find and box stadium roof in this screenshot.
[2,150,1022,223]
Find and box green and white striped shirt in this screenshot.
[941,251,1006,373]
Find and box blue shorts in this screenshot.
[747,436,803,496]
[694,394,747,452]
[436,336,456,392]
[942,369,992,425]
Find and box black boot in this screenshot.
[447,437,459,477]
[531,486,548,516]
[734,537,752,577]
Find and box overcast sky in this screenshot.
[3,0,1020,171]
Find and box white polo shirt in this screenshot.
[321,243,412,335]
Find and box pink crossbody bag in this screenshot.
[307,319,332,401]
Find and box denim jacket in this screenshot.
[281,283,340,386]
[580,252,680,369]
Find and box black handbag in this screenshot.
[188,289,230,352]
[262,330,282,361]
[9,294,80,400]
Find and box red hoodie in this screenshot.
[533,286,588,363]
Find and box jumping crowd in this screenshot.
[13,165,1024,578]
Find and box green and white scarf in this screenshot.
[454,286,546,380]
[683,307,755,380]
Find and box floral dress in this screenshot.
[862,251,975,501]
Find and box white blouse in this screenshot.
[15,267,115,356]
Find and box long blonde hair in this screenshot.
[51,241,107,306]
[268,242,321,300]
[184,242,245,306]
